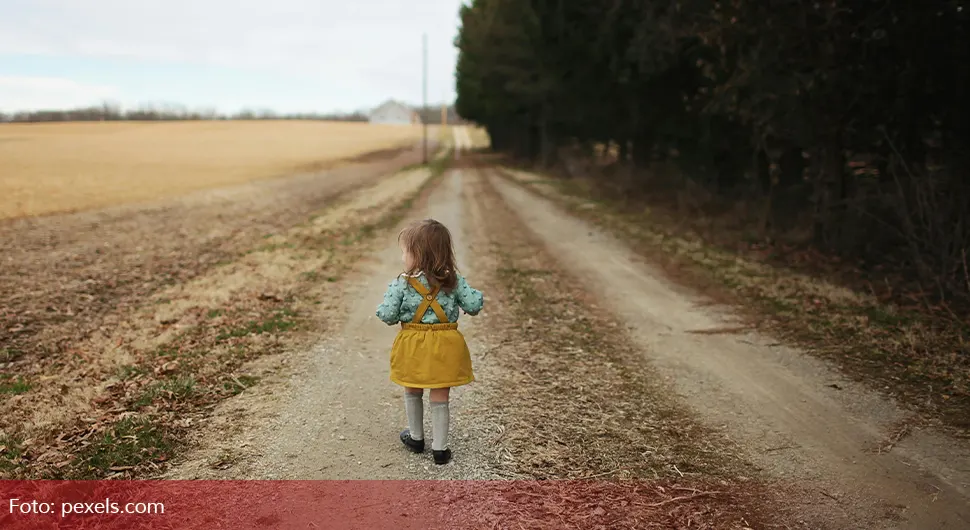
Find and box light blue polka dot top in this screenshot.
[376,272,484,325]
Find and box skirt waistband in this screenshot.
[400,322,459,331]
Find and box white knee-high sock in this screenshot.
[431,401,450,451]
[404,392,424,441]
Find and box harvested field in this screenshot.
[0,120,429,219]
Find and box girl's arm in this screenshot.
[455,275,484,316]
[376,277,406,325]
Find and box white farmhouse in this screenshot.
[369,100,420,125]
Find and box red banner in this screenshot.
[1,480,761,529]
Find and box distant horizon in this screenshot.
[0,97,459,118]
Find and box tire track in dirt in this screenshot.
[165,161,496,480]
[485,168,970,529]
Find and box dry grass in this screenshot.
[0,120,429,219]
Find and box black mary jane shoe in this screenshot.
[400,430,425,453]
[433,448,452,465]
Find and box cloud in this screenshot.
[0,0,463,101]
[0,0,466,112]
[0,76,122,112]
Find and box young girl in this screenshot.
[375,219,484,465]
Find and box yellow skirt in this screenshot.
[389,322,475,389]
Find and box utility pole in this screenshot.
[422,33,428,164]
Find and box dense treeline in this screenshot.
[0,104,463,124]
[456,0,970,301]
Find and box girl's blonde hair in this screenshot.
[399,218,458,291]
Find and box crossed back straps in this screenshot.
[406,276,449,324]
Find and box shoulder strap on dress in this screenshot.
[407,276,449,323]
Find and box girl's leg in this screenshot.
[429,388,451,461]
[403,387,425,442]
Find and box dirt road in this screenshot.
[8,118,962,526]
[163,144,970,528]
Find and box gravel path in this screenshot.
[239,168,498,480]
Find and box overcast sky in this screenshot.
[0,0,465,114]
